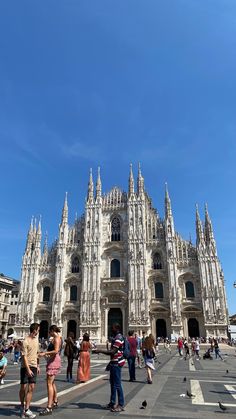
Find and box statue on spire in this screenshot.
[96,166,102,199]
[128,163,134,195]
[196,204,204,245]
[165,182,172,218]
[61,192,68,224]
[137,162,144,195]
[204,203,215,245]
[87,168,94,202]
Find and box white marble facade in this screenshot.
[16,166,229,341]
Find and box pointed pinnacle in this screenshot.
[138,162,142,175]
[37,215,42,233]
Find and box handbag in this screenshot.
[105,362,111,371]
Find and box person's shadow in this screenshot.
[68,402,105,410]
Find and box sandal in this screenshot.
[110,405,125,412]
[53,401,59,409]
[39,407,53,416]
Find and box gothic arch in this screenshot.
[178,272,196,297]
[43,286,50,302]
[71,255,80,273]
[155,282,164,299]
[188,318,200,338]
[153,252,162,269]
[39,320,49,339]
[70,285,78,301]
[67,320,77,338]
[111,215,121,241]
[156,319,167,338]
[110,259,120,278]
[185,281,195,298]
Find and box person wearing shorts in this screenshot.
[19,323,40,419]
[0,351,7,384]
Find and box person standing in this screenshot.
[19,322,40,419]
[177,337,183,357]
[141,331,146,353]
[183,338,190,360]
[191,338,196,357]
[143,336,155,384]
[0,350,7,384]
[127,330,137,382]
[14,340,22,364]
[214,338,224,361]
[76,333,92,383]
[39,325,62,416]
[64,332,77,382]
[164,338,171,354]
[93,323,125,412]
[135,333,142,368]
[195,338,200,360]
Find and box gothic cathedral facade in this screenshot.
[16,166,228,341]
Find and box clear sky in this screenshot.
[0,1,235,314]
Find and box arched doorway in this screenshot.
[39,320,49,339]
[156,319,167,339]
[67,320,77,338]
[188,318,200,338]
[108,308,123,338]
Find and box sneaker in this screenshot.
[24,409,36,418]
[0,379,4,384]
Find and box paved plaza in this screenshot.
[0,345,236,418]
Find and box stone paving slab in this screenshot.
[0,348,235,418]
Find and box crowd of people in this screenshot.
[176,336,225,361]
[0,324,231,417]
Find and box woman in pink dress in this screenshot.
[39,325,62,416]
[77,333,92,383]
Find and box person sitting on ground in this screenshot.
[203,348,213,360]
[0,350,7,385]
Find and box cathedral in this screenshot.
[16,165,229,342]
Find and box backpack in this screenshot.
[123,338,131,359]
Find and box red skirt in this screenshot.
[46,353,61,376]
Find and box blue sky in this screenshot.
[0,1,235,314]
